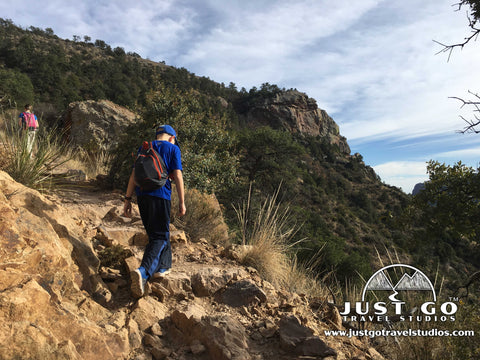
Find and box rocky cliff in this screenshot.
[62,92,351,159]
[240,90,351,155]
[0,170,387,360]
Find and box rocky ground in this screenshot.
[0,170,390,360]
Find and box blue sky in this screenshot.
[2,0,480,192]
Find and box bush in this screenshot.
[0,68,34,108]
[108,86,238,193]
[171,188,229,245]
[98,244,130,268]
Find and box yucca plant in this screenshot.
[0,116,71,189]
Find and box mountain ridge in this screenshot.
[1,18,479,360]
[1,17,411,288]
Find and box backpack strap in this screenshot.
[149,142,165,175]
[20,112,28,129]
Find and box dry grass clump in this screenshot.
[233,187,293,287]
[172,188,229,245]
[64,148,111,179]
[285,254,332,298]
[233,186,331,298]
[386,303,480,360]
[240,236,291,288]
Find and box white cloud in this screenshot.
[176,0,385,87]
[374,161,428,177]
[286,0,480,144]
[2,0,479,192]
[374,161,429,193]
[435,147,480,158]
[0,0,195,60]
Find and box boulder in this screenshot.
[170,309,251,360]
[278,315,336,357]
[125,256,141,273]
[0,171,102,294]
[215,279,267,307]
[170,230,188,244]
[63,99,137,153]
[0,170,133,359]
[0,274,128,359]
[191,267,246,297]
[222,244,253,261]
[132,232,149,246]
[151,271,192,298]
[325,304,343,329]
[130,297,168,331]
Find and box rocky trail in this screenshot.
[0,170,388,360]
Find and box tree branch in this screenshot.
[451,91,480,133]
[433,15,480,61]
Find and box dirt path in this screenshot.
[1,177,384,360]
[47,180,247,307]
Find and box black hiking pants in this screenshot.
[137,195,172,278]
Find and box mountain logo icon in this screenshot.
[361,264,436,302]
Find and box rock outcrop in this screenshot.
[0,170,387,360]
[241,90,351,155]
[63,100,138,152]
[412,182,426,196]
[0,171,129,359]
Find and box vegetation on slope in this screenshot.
[1,18,478,291]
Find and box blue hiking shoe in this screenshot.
[130,269,146,298]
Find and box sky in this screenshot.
[2,0,480,193]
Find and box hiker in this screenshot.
[18,104,39,154]
[123,124,186,298]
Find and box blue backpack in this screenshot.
[134,141,168,191]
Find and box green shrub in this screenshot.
[0,68,34,107]
[171,188,229,245]
[98,245,130,268]
[108,86,238,193]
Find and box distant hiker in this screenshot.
[18,104,39,153]
[123,124,186,298]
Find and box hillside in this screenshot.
[8,17,480,283]
[0,170,389,360]
[0,18,416,280]
[1,17,479,360]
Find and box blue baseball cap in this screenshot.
[156,124,179,147]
